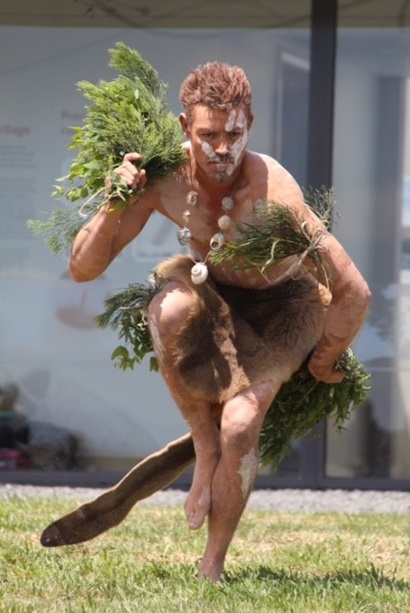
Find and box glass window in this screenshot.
[0,24,311,475]
[327,25,410,479]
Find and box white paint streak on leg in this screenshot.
[237,449,258,499]
[148,312,165,362]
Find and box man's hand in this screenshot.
[307,356,344,384]
[111,152,147,191]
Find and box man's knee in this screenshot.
[148,281,194,337]
[221,384,275,451]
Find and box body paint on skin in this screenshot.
[200,109,249,179]
[148,313,165,362]
[237,448,258,498]
[225,108,247,131]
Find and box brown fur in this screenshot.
[41,433,195,547]
[156,255,330,404]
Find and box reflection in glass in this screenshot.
[327,26,410,480]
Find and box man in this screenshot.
[68,62,371,581]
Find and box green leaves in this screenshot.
[259,349,371,468]
[27,43,187,254]
[27,209,85,256]
[208,194,332,280]
[94,276,163,373]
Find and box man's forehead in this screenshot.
[191,104,247,127]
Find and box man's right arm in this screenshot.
[68,153,153,282]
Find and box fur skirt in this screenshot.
[152,255,331,405]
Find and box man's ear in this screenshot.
[179,113,189,135]
[248,113,254,130]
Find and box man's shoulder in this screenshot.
[244,151,288,175]
[244,151,299,187]
[245,150,278,164]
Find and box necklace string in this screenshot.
[176,190,235,284]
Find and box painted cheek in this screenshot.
[201,140,216,159]
[230,129,248,164]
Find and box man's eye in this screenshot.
[228,131,242,138]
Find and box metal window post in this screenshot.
[300,0,338,486]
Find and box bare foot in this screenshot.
[184,484,211,530]
[198,557,225,583]
[184,449,220,530]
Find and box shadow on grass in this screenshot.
[224,565,410,591]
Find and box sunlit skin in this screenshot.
[68,99,371,582]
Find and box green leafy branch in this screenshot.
[27,42,187,254]
[209,189,335,282]
[259,349,371,468]
[94,274,163,372]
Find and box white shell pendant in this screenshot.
[191,262,208,284]
[177,227,192,245]
[186,191,199,207]
[221,196,234,212]
[217,214,231,230]
[210,232,225,251]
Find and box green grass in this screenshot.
[0,497,409,612]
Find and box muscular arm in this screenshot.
[265,158,371,383]
[69,199,153,282]
[307,232,371,383]
[68,153,154,282]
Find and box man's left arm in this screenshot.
[307,232,372,384]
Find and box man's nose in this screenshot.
[214,139,230,155]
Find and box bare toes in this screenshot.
[184,490,210,530]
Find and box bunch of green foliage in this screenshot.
[259,349,370,467]
[28,42,186,254]
[94,273,163,373]
[209,188,335,282]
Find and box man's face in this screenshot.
[181,104,251,183]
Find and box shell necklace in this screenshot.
[176,190,235,285]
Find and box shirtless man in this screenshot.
[68,62,371,582]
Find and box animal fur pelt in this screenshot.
[41,433,195,546]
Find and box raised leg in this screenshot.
[148,280,223,531]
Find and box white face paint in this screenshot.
[201,140,215,158]
[199,108,248,180]
[226,108,247,131]
[237,449,258,499]
[229,129,248,166]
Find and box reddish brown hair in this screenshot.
[179,62,252,124]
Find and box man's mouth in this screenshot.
[210,159,234,166]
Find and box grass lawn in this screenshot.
[0,496,409,612]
